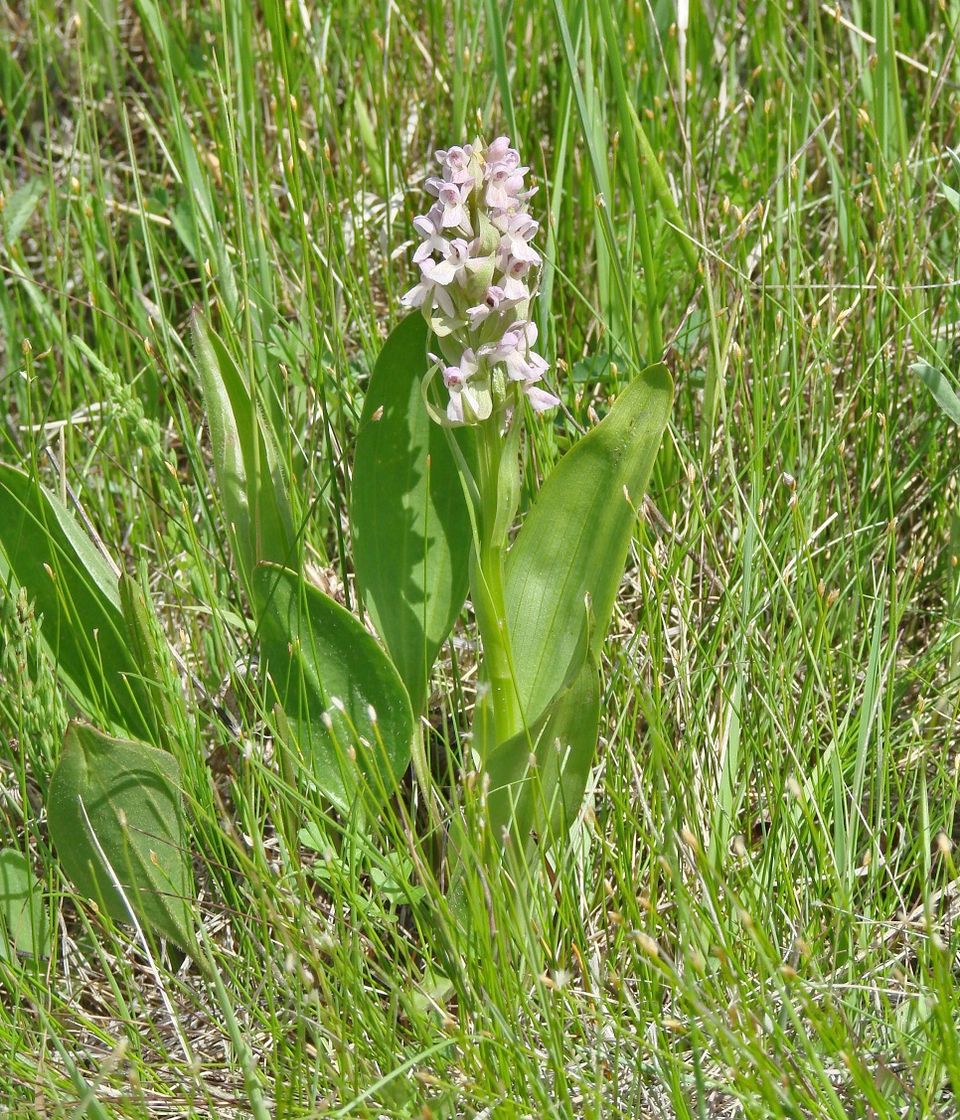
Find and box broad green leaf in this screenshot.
[352,314,474,715]
[47,722,197,954]
[0,464,155,741]
[913,360,960,426]
[253,563,413,812]
[191,314,297,589]
[505,363,673,725]
[485,660,601,860]
[0,849,50,960]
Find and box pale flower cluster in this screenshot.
[402,137,558,424]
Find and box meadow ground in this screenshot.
[2,2,960,1117]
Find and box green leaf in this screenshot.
[2,178,45,243]
[118,571,186,751]
[485,660,601,859]
[0,464,155,741]
[47,722,197,954]
[191,313,297,589]
[253,563,413,813]
[913,360,960,426]
[505,363,673,725]
[0,849,50,960]
[351,314,474,714]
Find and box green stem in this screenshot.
[471,416,524,751]
[410,720,442,834]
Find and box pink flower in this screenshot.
[480,321,547,383]
[421,238,472,288]
[426,179,473,232]
[401,263,456,317]
[524,384,560,412]
[485,163,530,211]
[466,284,524,328]
[494,210,538,240]
[498,236,540,295]
[430,349,487,424]
[485,136,521,169]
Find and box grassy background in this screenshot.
[2,0,960,1116]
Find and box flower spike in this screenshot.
[406,135,557,425]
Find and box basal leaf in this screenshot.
[47,722,197,954]
[253,563,413,812]
[505,363,673,726]
[351,315,474,715]
[0,849,50,961]
[191,313,297,589]
[0,464,155,741]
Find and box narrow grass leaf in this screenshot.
[482,0,517,141]
[597,0,662,356]
[118,572,185,752]
[190,313,297,588]
[1,179,45,244]
[913,361,960,426]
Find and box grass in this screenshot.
[2,0,960,1116]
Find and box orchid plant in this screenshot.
[402,139,558,760]
[212,134,672,898]
[349,135,674,883]
[0,134,672,957]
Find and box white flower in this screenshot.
[412,204,450,264]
